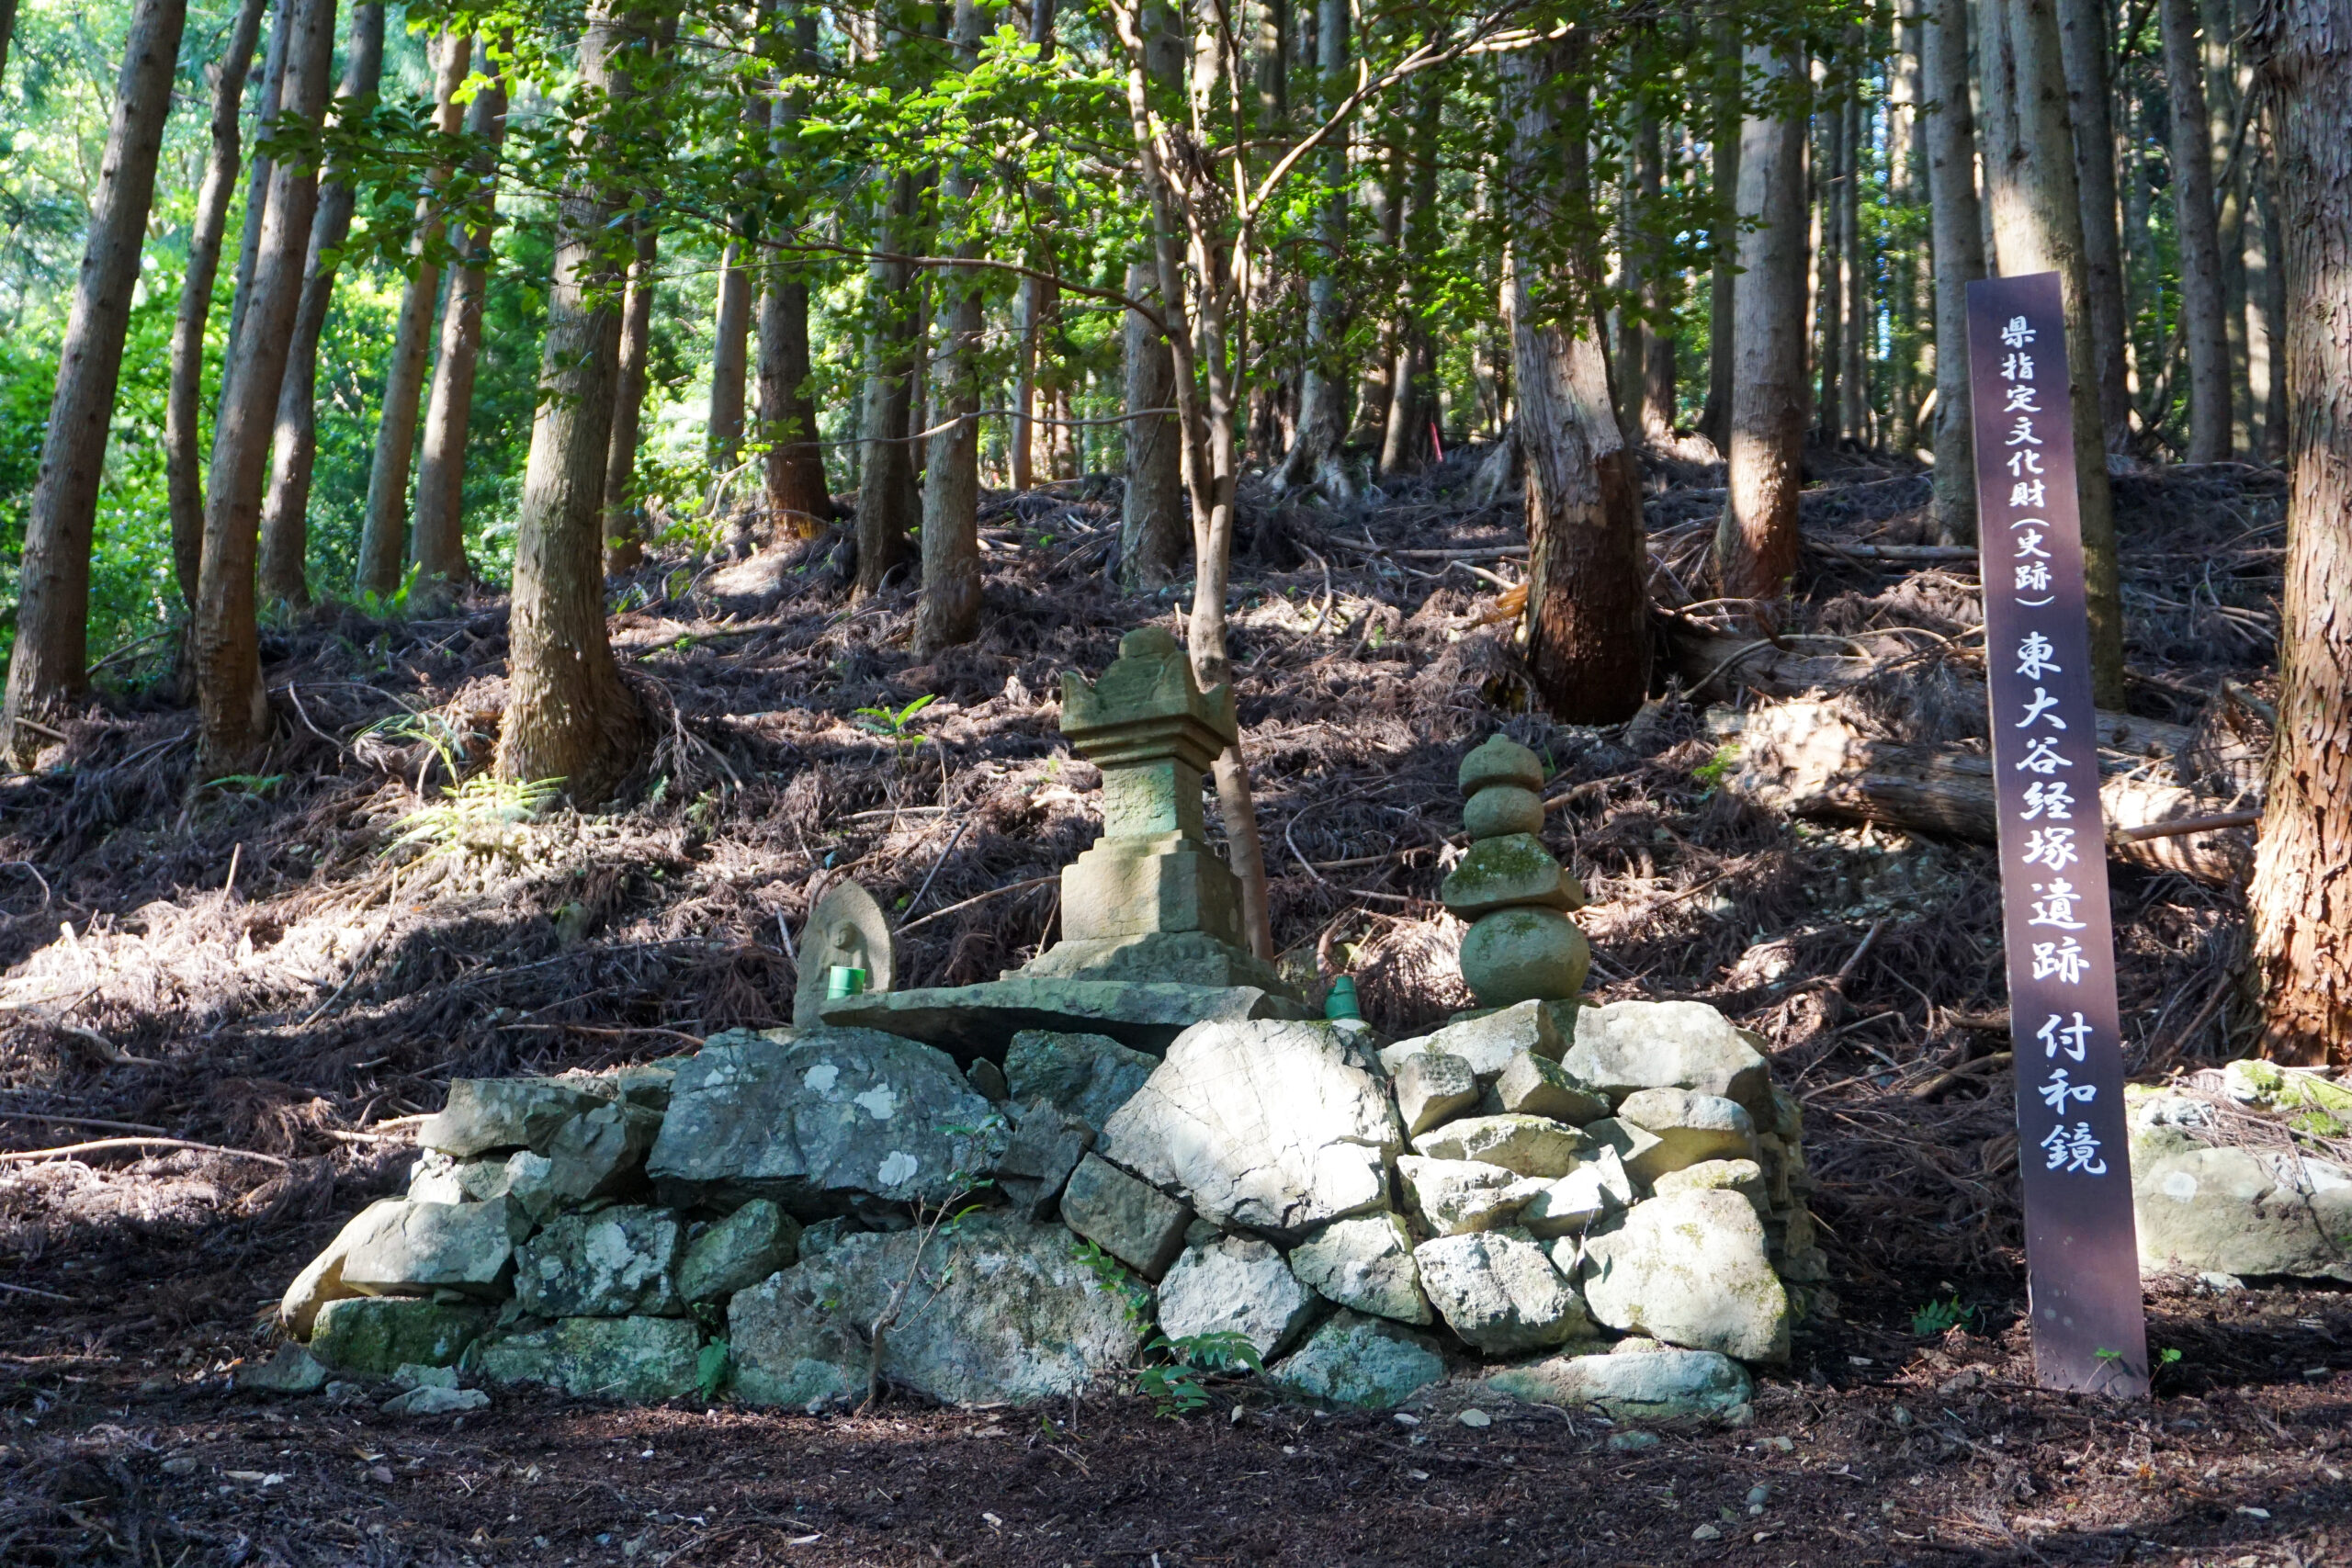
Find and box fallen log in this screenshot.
[1732,698,2252,885]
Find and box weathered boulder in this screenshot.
[1653,1157,1769,1216]
[236,1344,331,1393]
[1287,1213,1431,1325]
[1612,1089,1758,1182]
[1412,1114,1591,1178]
[409,1150,562,1221]
[1458,908,1590,1010]
[647,1027,1007,1219]
[2133,1145,2352,1282]
[1581,1117,1665,1177]
[337,1198,527,1298]
[542,1102,662,1204]
[1493,1051,1610,1126]
[1519,1149,1636,1238]
[309,1297,489,1374]
[1396,1156,1544,1236]
[1579,1190,1792,1362]
[1415,1230,1591,1354]
[1393,1051,1481,1137]
[421,1077,606,1157]
[1004,1030,1158,1128]
[1381,1000,1566,1078]
[478,1316,702,1402]
[282,1198,402,1337]
[1099,1019,1401,1239]
[1483,1348,1753,1420]
[1060,1153,1191,1280]
[1266,1310,1449,1410]
[1564,1001,1771,1116]
[1442,835,1585,918]
[729,1214,1148,1408]
[515,1207,686,1318]
[1157,1236,1325,1359]
[991,1100,1097,1221]
[679,1201,801,1304]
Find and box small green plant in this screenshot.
[356,561,424,620]
[695,1338,731,1401]
[1136,1330,1265,1416]
[1071,1237,1154,1327]
[1691,744,1741,792]
[2157,1347,2183,1369]
[387,773,560,861]
[205,773,286,799]
[854,694,937,757]
[1911,1297,1976,1336]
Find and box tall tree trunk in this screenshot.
[756,5,833,536]
[496,0,650,800]
[1633,87,1676,442]
[224,0,294,367]
[2244,153,2286,463]
[0,0,18,86]
[1381,68,1442,476]
[912,0,986,659]
[1979,0,2126,706]
[2157,0,2231,461]
[1838,64,1864,445]
[1886,6,1925,457]
[354,28,469,598]
[1272,0,1351,499]
[412,53,508,599]
[1814,59,1845,447]
[1506,39,1648,724]
[2054,0,2130,453]
[1715,42,1810,611]
[2,0,189,760]
[853,169,924,597]
[1120,258,1184,589]
[1347,149,1405,449]
[1925,0,1984,541]
[710,238,754,465]
[600,220,660,575]
[2204,0,2251,456]
[1698,14,1740,454]
[164,0,269,614]
[1008,0,1058,491]
[257,0,386,611]
[194,0,336,769]
[2245,0,2352,1065]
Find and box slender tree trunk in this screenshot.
[600,220,660,575]
[224,0,294,367]
[1814,61,1844,446]
[194,0,336,769]
[2204,0,2251,456]
[0,0,18,87]
[1715,42,1810,611]
[2157,0,2232,461]
[853,171,924,597]
[756,6,832,536]
[1634,90,1676,442]
[496,0,650,800]
[1008,0,1058,491]
[1506,39,1648,724]
[710,239,753,464]
[1272,0,1351,499]
[353,28,469,598]
[1838,64,1864,446]
[1925,0,1986,542]
[2244,154,2286,463]
[2,0,189,760]
[2245,0,2352,1065]
[1979,0,2126,705]
[912,0,987,659]
[1887,6,1925,457]
[1347,151,1405,450]
[1120,259,1184,590]
[1381,68,1442,475]
[164,0,269,614]
[257,0,386,611]
[2054,0,2130,453]
[412,53,507,598]
[1699,15,1740,455]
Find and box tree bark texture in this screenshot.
[1380,71,1442,476]
[2157,0,2232,462]
[2245,159,2286,463]
[1120,260,1184,591]
[1504,40,1648,725]
[3,0,189,760]
[1814,65,1845,446]
[1272,0,1351,501]
[1699,15,1740,455]
[164,0,270,613]
[756,6,832,537]
[710,238,753,464]
[1007,0,1057,491]
[195,0,336,770]
[1715,43,1809,613]
[600,220,661,575]
[1838,50,1865,445]
[911,0,987,660]
[2053,0,2130,453]
[412,54,508,596]
[257,0,386,611]
[2245,0,2352,1064]
[852,170,925,598]
[494,0,650,800]
[1977,0,2125,707]
[1633,90,1675,443]
[1925,0,1985,542]
[354,28,470,598]
[224,0,294,367]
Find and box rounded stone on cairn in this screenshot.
[1442,833,1587,917]
[1458,735,1545,798]
[1463,784,1544,840]
[1460,908,1591,1009]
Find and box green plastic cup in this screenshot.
[826,965,868,1000]
[1324,976,1362,1021]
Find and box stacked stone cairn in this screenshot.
[265,671,1827,1424]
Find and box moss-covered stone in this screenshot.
[1266,1310,1449,1410]
[1441,834,1585,918]
[677,1200,799,1304]
[476,1316,703,1402]
[310,1296,490,1375]
[1463,785,1544,840]
[1457,908,1590,1009]
[1458,736,1545,797]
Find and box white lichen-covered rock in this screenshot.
[1578,1190,1791,1361]
[1611,1089,1758,1182]
[1415,1229,1592,1354]
[1266,1310,1449,1409]
[421,1077,607,1157]
[2133,1143,2352,1282]
[1099,1019,1402,1239]
[1411,1114,1591,1178]
[1379,1000,1566,1078]
[478,1316,702,1402]
[1483,1348,1752,1420]
[409,1150,561,1221]
[729,1214,1147,1408]
[1287,1213,1431,1325]
[647,1027,1007,1219]
[1564,1000,1772,1116]
[1397,1156,1544,1236]
[336,1198,529,1299]
[514,1207,686,1318]
[1158,1235,1325,1359]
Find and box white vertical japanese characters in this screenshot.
[1966,272,2149,1398]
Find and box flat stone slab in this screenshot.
[478,1316,703,1403]
[822,978,1311,1062]
[1482,1348,1752,1421]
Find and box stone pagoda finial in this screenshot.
[1442,736,1590,1010]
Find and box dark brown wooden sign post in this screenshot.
[1965,271,2150,1397]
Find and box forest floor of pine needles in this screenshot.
[2,443,2344,1565]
